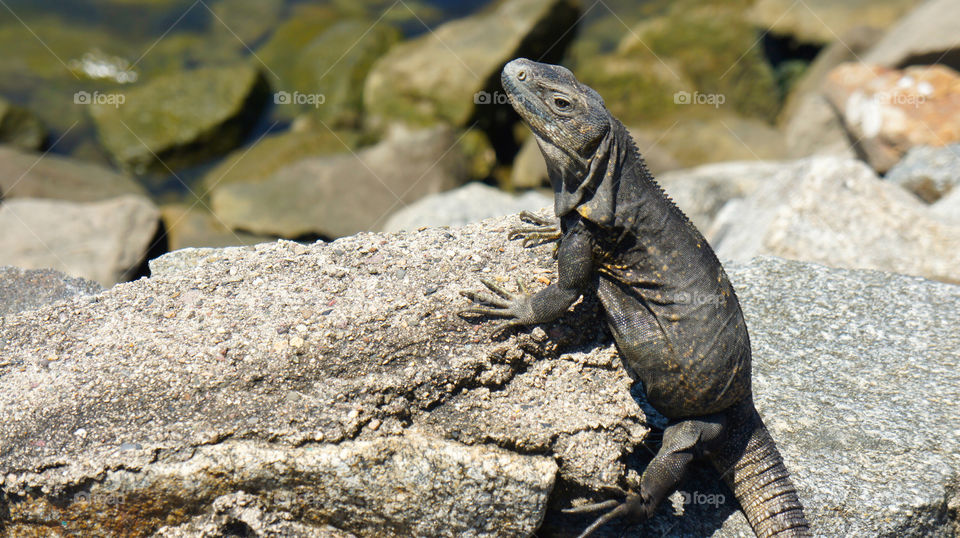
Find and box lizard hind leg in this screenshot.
[567,413,728,537]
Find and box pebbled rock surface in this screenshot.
[1,215,957,536]
[0,266,102,317]
[0,195,160,286]
[710,156,960,284]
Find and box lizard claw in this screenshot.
[517,210,556,226]
[562,493,649,538]
[508,211,561,247]
[458,278,535,332]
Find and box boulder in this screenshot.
[211,125,469,238]
[778,26,885,127]
[710,156,960,283]
[0,97,45,151]
[363,0,579,127]
[782,93,856,159]
[636,116,787,167]
[748,0,922,44]
[824,62,960,172]
[0,266,101,317]
[198,128,361,194]
[863,0,960,69]
[0,195,160,286]
[383,182,551,232]
[278,20,400,126]
[255,5,338,89]
[0,145,145,202]
[1,218,958,536]
[209,0,284,47]
[930,186,960,225]
[89,64,269,174]
[884,143,960,202]
[159,204,273,251]
[656,160,784,233]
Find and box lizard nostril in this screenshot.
[517,70,526,81]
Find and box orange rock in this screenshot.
[823,62,960,172]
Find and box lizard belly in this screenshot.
[597,277,751,419]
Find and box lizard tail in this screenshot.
[709,400,811,537]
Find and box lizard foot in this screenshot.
[508,210,561,247]
[563,494,651,538]
[457,278,534,333]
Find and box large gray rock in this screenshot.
[864,0,960,68]
[89,63,269,174]
[383,182,551,232]
[885,143,960,203]
[0,195,160,286]
[1,230,642,537]
[710,156,960,283]
[656,160,784,233]
[717,257,960,537]
[1,216,958,536]
[211,125,469,238]
[363,0,579,127]
[931,186,960,225]
[0,266,101,317]
[0,145,145,202]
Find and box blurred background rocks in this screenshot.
[0,0,957,285]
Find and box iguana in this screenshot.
[461,58,810,537]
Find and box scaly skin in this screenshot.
[461,58,810,537]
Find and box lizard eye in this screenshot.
[553,97,570,110]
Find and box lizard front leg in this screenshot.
[460,223,594,332]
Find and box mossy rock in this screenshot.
[255,5,339,88]
[209,0,284,46]
[636,4,781,122]
[573,52,691,126]
[89,63,269,175]
[0,97,45,151]
[200,128,361,194]
[363,0,580,128]
[279,20,401,127]
[573,1,781,126]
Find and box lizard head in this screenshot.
[502,58,622,221]
[502,58,610,168]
